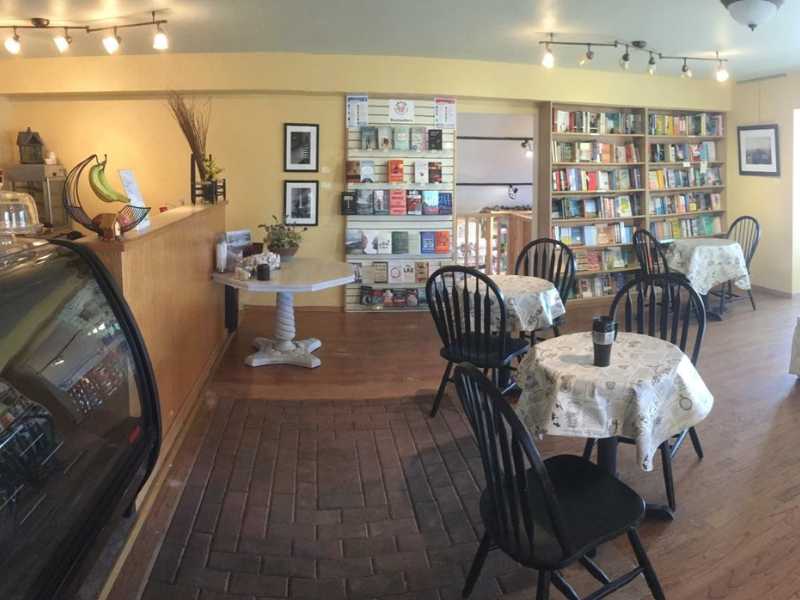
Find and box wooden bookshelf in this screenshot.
[343,97,456,313]
[538,102,727,307]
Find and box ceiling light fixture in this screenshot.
[579,44,594,66]
[152,11,168,50]
[4,27,20,55]
[619,44,631,70]
[681,58,693,79]
[53,28,71,53]
[541,33,555,69]
[721,0,783,30]
[102,28,120,54]
[715,51,730,82]
[648,52,657,76]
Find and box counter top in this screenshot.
[213,258,355,293]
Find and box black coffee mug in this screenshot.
[256,263,271,281]
[592,315,618,367]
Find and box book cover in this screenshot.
[420,231,436,254]
[341,191,356,215]
[375,230,392,254]
[406,190,423,215]
[388,159,405,183]
[391,289,407,307]
[361,126,379,150]
[346,160,361,183]
[406,289,419,307]
[372,190,389,214]
[363,230,379,255]
[391,231,409,254]
[434,230,451,254]
[401,261,416,284]
[437,192,452,215]
[428,161,442,183]
[414,160,429,184]
[345,229,365,254]
[428,129,443,150]
[410,127,427,151]
[373,261,388,284]
[408,232,421,255]
[422,191,439,215]
[360,160,375,183]
[377,126,393,151]
[356,190,373,215]
[388,262,404,284]
[393,126,410,151]
[414,261,429,283]
[389,189,407,215]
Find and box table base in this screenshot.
[246,337,322,368]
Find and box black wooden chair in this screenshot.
[583,273,706,514]
[426,266,529,417]
[513,238,576,337]
[632,229,670,276]
[454,364,665,600]
[711,215,760,312]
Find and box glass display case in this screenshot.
[0,238,160,600]
[0,191,42,235]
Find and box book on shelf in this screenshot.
[408,232,421,255]
[346,229,365,254]
[552,167,642,192]
[359,285,427,308]
[414,261,429,283]
[647,112,724,137]
[648,166,722,190]
[422,191,439,215]
[552,140,640,163]
[420,231,436,254]
[649,141,716,163]
[552,195,641,220]
[393,126,410,151]
[360,160,376,183]
[372,190,389,214]
[391,231,409,255]
[552,109,641,135]
[361,126,379,150]
[569,272,632,300]
[649,214,723,241]
[553,221,633,246]
[389,189,407,215]
[428,161,442,183]
[434,230,451,254]
[341,191,356,215]
[361,230,391,254]
[388,262,404,284]
[387,159,405,183]
[410,127,427,151]
[428,129,443,150]
[346,160,361,183]
[438,192,452,215]
[406,190,422,215]
[373,261,388,284]
[414,160,429,184]
[649,192,720,215]
[378,126,393,151]
[356,190,373,215]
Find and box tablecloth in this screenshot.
[666,238,751,296]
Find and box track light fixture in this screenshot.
[521,139,534,158]
[537,35,730,82]
[0,13,169,56]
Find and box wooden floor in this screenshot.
[118,291,800,600]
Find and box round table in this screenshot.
[666,237,750,300]
[515,331,714,517]
[489,274,566,333]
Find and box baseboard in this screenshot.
[99,330,234,600]
[750,284,797,299]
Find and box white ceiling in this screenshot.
[0,0,796,80]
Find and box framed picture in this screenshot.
[284,123,319,172]
[738,124,780,176]
[284,180,319,226]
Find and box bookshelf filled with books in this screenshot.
[343,97,456,312]
[539,103,727,306]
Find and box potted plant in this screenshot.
[201,155,224,201]
[259,215,306,261]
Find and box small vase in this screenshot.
[202,180,217,202]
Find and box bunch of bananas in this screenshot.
[89,157,130,204]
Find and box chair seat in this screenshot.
[440,334,529,367]
[479,454,644,569]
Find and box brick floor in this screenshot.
[141,394,648,600]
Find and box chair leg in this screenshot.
[582,439,595,461]
[536,570,552,600]
[718,282,725,315]
[627,529,666,600]
[748,288,757,311]
[659,442,676,512]
[431,362,453,418]
[552,325,561,337]
[688,426,704,460]
[462,533,491,598]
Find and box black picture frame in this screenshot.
[284,123,319,172]
[284,180,319,226]
[737,124,780,177]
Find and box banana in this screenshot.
[89,158,130,204]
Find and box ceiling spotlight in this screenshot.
[715,51,730,82]
[579,44,594,66]
[681,58,693,79]
[103,28,120,54]
[521,139,534,159]
[648,52,657,76]
[721,0,783,31]
[53,29,72,53]
[153,26,169,50]
[4,28,20,55]
[619,45,630,70]
[541,43,555,69]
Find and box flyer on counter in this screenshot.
[346,94,369,128]
[434,97,457,128]
[118,169,150,230]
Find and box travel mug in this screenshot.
[592,316,618,367]
[256,263,271,281]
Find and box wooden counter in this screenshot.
[79,202,228,436]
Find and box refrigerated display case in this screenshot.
[0,237,160,600]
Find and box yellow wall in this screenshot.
[0,52,734,306]
[727,74,799,295]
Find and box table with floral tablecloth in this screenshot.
[490,274,566,333]
[665,237,750,296]
[515,331,714,471]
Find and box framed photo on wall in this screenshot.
[284,180,319,226]
[738,124,780,176]
[284,123,319,172]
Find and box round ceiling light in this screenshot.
[721,0,784,31]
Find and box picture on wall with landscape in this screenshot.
[738,124,780,176]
